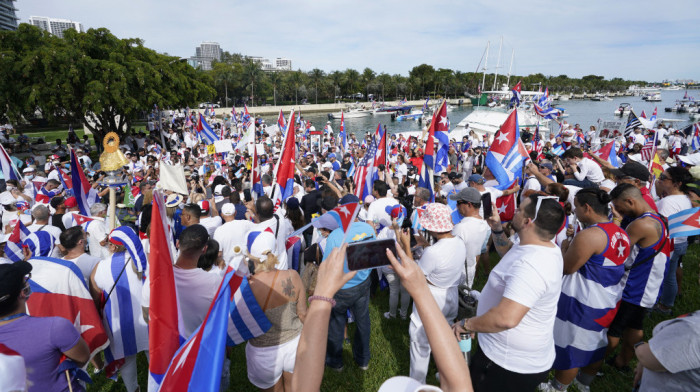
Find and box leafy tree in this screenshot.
[308,68,325,104]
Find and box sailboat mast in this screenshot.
[481,41,489,93]
[506,49,514,87]
[492,36,503,91]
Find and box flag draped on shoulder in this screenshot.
[485,110,527,190]
[592,141,620,168]
[148,190,181,391]
[196,114,218,145]
[668,207,700,239]
[158,267,270,391]
[26,256,109,358]
[271,110,297,206]
[4,220,30,262]
[70,149,99,216]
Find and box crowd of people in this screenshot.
[1,108,699,392]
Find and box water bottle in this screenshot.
[459,333,471,365]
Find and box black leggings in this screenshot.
[470,348,549,392]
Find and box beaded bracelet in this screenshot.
[309,295,336,307]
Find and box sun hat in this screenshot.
[165,194,183,208]
[419,203,454,232]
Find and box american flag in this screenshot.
[533,124,543,158]
[640,133,657,162]
[353,134,378,198]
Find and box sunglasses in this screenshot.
[532,196,559,222]
[657,173,670,181]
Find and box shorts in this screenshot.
[607,301,646,338]
[245,334,300,389]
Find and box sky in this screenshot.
[15,0,700,82]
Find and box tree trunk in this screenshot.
[273,84,277,106]
[225,81,228,107]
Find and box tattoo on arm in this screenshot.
[282,277,296,298]
[493,232,512,257]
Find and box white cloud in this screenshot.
[15,0,700,81]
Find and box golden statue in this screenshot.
[100,132,129,172]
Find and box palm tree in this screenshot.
[308,68,325,104]
[361,68,376,100]
[213,64,235,106]
[244,58,263,106]
[344,69,360,98]
[289,70,304,105]
[376,73,392,101]
[329,71,343,101]
[268,71,282,106]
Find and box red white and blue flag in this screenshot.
[3,220,30,262]
[277,109,286,133]
[53,162,73,191]
[252,144,263,197]
[668,207,700,239]
[272,110,297,206]
[148,190,182,391]
[286,236,303,271]
[592,141,620,168]
[338,111,348,155]
[0,143,22,182]
[432,101,451,173]
[650,107,657,121]
[485,110,528,189]
[533,125,544,159]
[510,81,522,107]
[157,266,270,392]
[26,256,110,358]
[418,118,436,201]
[354,124,385,200]
[496,180,519,222]
[690,123,700,151]
[243,105,253,130]
[0,344,26,391]
[196,114,218,145]
[70,149,99,216]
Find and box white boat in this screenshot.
[558,94,571,101]
[395,110,423,121]
[449,106,551,141]
[614,103,632,116]
[642,92,662,102]
[328,108,372,119]
[591,93,613,101]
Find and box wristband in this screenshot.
[634,341,646,349]
[309,295,336,307]
[492,229,504,235]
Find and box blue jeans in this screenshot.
[326,277,371,368]
[563,178,598,188]
[659,240,687,308]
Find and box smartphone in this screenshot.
[481,192,493,219]
[346,238,397,271]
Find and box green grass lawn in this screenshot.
[87,243,700,391]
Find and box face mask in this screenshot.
[26,174,35,180]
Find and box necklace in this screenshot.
[0,313,26,322]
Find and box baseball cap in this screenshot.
[64,196,78,208]
[539,162,554,171]
[247,229,276,260]
[448,172,460,180]
[286,197,300,210]
[0,191,14,206]
[610,161,651,182]
[467,174,485,184]
[448,187,482,204]
[340,194,359,205]
[221,203,236,216]
[363,195,375,204]
[198,200,210,214]
[214,184,225,196]
[0,260,32,308]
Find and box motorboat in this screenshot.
[328,108,372,120]
[642,92,662,102]
[558,94,571,101]
[394,109,423,122]
[372,105,413,115]
[614,103,632,116]
[449,106,551,141]
[591,93,613,101]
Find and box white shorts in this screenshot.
[245,334,300,389]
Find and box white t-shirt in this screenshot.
[573,158,605,183]
[478,186,503,218]
[476,243,563,373]
[657,194,692,245]
[253,217,290,270]
[452,216,490,287]
[418,236,466,289]
[199,216,223,236]
[521,177,540,202]
[213,219,255,268]
[366,196,400,228]
[64,253,101,284]
[85,218,110,260]
[27,223,62,244]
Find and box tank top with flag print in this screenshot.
[621,213,672,308]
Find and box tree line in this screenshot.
[0,25,648,139]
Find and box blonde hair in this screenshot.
[249,252,279,274]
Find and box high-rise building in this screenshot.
[0,0,18,31]
[275,58,292,71]
[28,16,83,38]
[190,42,222,71]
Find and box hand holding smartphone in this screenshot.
[346,238,397,271]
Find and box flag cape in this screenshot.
[4,220,30,262]
[485,110,527,190]
[0,343,26,391]
[272,110,297,204]
[26,256,109,358]
[668,207,700,239]
[286,236,303,271]
[70,149,99,216]
[158,268,270,391]
[148,190,182,391]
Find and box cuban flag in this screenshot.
[534,98,561,120]
[510,81,522,107]
[0,344,26,391]
[251,144,264,197]
[485,110,529,190]
[196,114,218,145]
[271,110,297,206]
[148,191,182,391]
[691,123,700,152]
[53,162,73,191]
[34,183,54,204]
[445,189,463,224]
[286,236,303,271]
[432,101,451,173]
[0,143,22,181]
[4,220,30,262]
[23,231,56,258]
[231,106,238,126]
[157,266,270,392]
[70,149,99,216]
[422,98,430,112]
[496,180,518,222]
[418,119,436,201]
[399,98,407,105]
[314,202,362,233]
[26,256,110,359]
[650,107,657,121]
[640,110,647,119]
[338,111,348,155]
[668,207,700,239]
[575,131,586,146]
[243,105,253,130]
[277,109,286,134]
[552,144,566,156]
[592,141,620,168]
